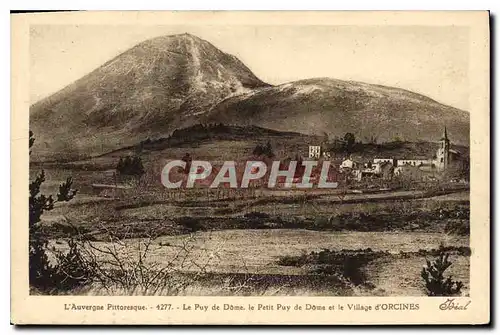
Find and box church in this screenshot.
[390,127,462,179]
[432,127,461,172]
[364,127,463,181]
[385,127,460,172]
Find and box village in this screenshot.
[89,127,468,199]
[309,127,467,184]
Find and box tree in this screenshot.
[421,250,463,296]
[252,144,264,156]
[264,141,274,158]
[29,131,83,291]
[343,133,355,152]
[329,136,345,155]
[252,141,274,158]
[116,155,145,177]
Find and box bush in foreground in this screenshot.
[421,251,463,296]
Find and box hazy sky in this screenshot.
[30,25,469,110]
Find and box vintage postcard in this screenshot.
[11,11,490,325]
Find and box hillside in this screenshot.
[30,33,269,161]
[40,124,468,173]
[205,78,470,146]
[37,124,320,171]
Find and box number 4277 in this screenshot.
[156,304,172,310]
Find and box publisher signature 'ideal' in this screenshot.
[439,299,471,311]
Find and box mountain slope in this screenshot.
[30,33,269,161]
[30,34,470,162]
[204,78,470,145]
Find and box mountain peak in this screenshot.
[135,33,217,55]
[30,33,269,160]
[150,32,203,43]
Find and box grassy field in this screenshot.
[32,160,470,296]
[46,229,469,296]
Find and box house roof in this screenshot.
[342,158,361,164]
[396,157,430,160]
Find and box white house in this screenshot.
[340,158,359,170]
[308,145,321,159]
[373,158,394,165]
[397,159,432,167]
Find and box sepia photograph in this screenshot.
[11,10,490,325]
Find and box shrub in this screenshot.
[252,141,274,158]
[116,155,145,177]
[312,249,383,286]
[421,251,464,296]
[277,248,387,286]
[276,253,309,267]
[177,216,203,232]
[313,216,332,229]
[244,212,270,219]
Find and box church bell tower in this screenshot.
[440,126,450,171]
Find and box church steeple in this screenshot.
[441,126,449,142]
[439,126,450,171]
